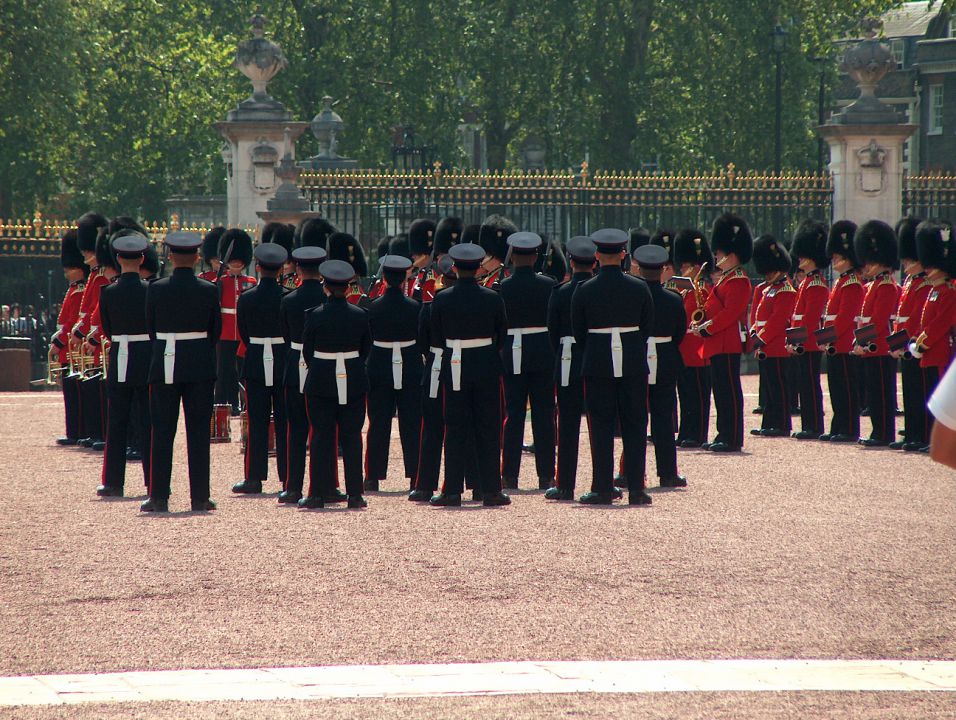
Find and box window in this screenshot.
[929,84,944,135]
[949,17,956,38]
[891,39,905,68]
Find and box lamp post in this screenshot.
[772,24,788,174]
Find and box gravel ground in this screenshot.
[1,380,954,717]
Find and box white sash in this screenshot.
[559,336,575,387]
[446,338,494,391]
[507,326,547,374]
[290,341,306,393]
[374,340,417,390]
[313,350,361,404]
[429,347,443,398]
[588,326,640,378]
[155,331,207,384]
[249,336,285,387]
[111,334,150,383]
[646,336,672,385]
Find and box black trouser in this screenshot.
[864,355,896,443]
[128,391,144,454]
[442,377,503,496]
[556,376,585,492]
[710,353,743,448]
[366,382,422,483]
[62,374,81,439]
[215,339,241,411]
[759,356,791,432]
[148,380,214,502]
[786,355,800,410]
[416,386,481,494]
[826,353,860,438]
[585,375,648,494]
[284,386,308,495]
[677,365,710,445]
[80,377,104,441]
[648,380,678,479]
[501,370,555,483]
[901,356,929,444]
[795,351,824,434]
[306,393,365,498]
[102,382,151,491]
[244,379,287,486]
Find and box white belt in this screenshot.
[221,308,236,315]
[429,347,443,398]
[249,336,284,387]
[446,337,494,391]
[374,340,416,390]
[755,320,767,327]
[155,331,208,384]
[646,336,672,385]
[78,312,87,318]
[313,350,360,404]
[507,326,547,374]
[588,326,640,378]
[793,314,804,321]
[825,314,837,321]
[559,335,575,387]
[112,333,150,383]
[859,316,871,323]
[897,316,909,322]
[291,341,306,393]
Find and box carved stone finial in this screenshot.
[234,12,288,102]
[829,20,900,125]
[250,9,266,39]
[861,17,882,40]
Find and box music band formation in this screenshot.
[49,210,956,511]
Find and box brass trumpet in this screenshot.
[690,262,709,324]
[46,358,65,384]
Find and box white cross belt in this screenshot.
[646,336,672,385]
[221,308,236,315]
[588,326,640,378]
[559,336,575,387]
[825,314,837,321]
[373,340,416,390]
[155,331,208,384]
[429,346,443,398]
[313,350,360,404]
[792,314,804,321]
[507,326,547,374]
[111,334,150,383]
[446,337,494,391]
[290,341,306,393]
[249,336,285,387]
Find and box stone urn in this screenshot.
[832,17,900,125]
[234,11,288,104]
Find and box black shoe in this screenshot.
[629,490,653,505]
[708,441,741,453]
[347,495,368,508]
[323,489,348,503]
[700,442,713,450]
[888,440,905,450]
[408,489,432,502]
[919,445,930,453]
[430,493,462,507]
[91,440,106,451]
[660,475,687,488]
[830,434,858,443]
[544,487,573,500]
[231,479,262,494]
[230,406,241,417]
[297,495,324,509]
[860,407,870,417]
[78,437,94,448]
[56,437,78,446]
[538,477,553,490]
[126,448,142,461]
[817,433,832,441]
[191,499,216,512]
[278,490,302,504]
[96,485,123,497]
[483,491,512,506]
[610,486,624,500]
[858,438,888,448]
[501,476,519,489]
[750,428,764,436]
[791,407,801,415]
[579,491,614,505]
[679,440,700,449]
[363,478,380,492]
[522,443,535,453]
[752,406,764,415]
[140,497,168,512]
[791,431,818,440]
[760,428,788,438]
[902,442,924,452]
[471,489,484,502]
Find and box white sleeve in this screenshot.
[928,361,956,431]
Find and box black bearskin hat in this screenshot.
[628,227,651,253]
[328,232,368,276]
[479,214,517,261]
[108,216,147,238]
[60,229,86,270]
[895,216,922,262]
[408,219,436,257]
[710,212,753,264]
[855,220,899,270]
[219,228,254,267]
[298,217,336,249]
[826,220,859,266]
[791,219,830,269]
[435,217,464,256]
[95,226,118,271]
[461,224,482,245]
[202,227,225,265]
[752,234,791,275]
[76,212,108,254]
[375,236,392,261]
[915,219,956,275]
[388,233,411,260]
[261,222,294,255]
[650,228,676,264]
[534,236,568,281]
[142,241,161,277]
[673,228,715,270]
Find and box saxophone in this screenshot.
[690,262,709,324]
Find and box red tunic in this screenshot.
[679,285,709,367]
[72,268,109,339]
[219,274,257,341]
[51,281,85,363]
[893,272,932,340]
[412,267,436,302]
[857,272,900,356]
[199,269,218,283]
[823,271,865,354]
[917,282,956,368]
[701,266,751,358]
[752,277,797,358]
[479,265,506,288]
[790,270,829,352]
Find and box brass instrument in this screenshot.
[690,262,709,324]
[46,358,65,384]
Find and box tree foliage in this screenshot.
[1,0,903,219]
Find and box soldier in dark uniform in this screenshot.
[365,255,423,491]
[545,236,596,500]
[499,231,556,490]
[277,246,327,505]
[429,243,511,507]
[96,233,153,497]
[299,260,371,509]
[233,243,290,494]
[216,229,256,414]
[572,228,654,504]
[142,232,221,512]
[634,244,687,487]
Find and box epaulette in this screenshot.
[843,273,862,287]
[729,266,749,280]
[808,273,827,288]
[777,282,797,294]
[879,274,897,286]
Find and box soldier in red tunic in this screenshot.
[407,219,436,300]
[477,215,516,289]
[52,229,90,445]
[216,228,256,415]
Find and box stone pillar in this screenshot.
[817,18,916,225]
[257,128,323,227]
[214,12,308,229]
